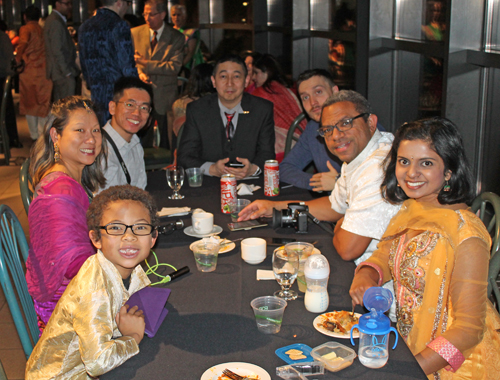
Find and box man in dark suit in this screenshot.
[178,54,275,180]
[44,0,79,101]
[79,0,138,126]
[132,0,184,149]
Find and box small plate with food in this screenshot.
[275,343,313,364]
[200,362,270,380]
[313,310,361,339]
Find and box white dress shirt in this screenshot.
[99,121,147,191]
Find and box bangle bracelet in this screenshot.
[427,336,465,372]
[355,262,383,286]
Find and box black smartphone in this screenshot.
[228,219,268,231]
[225,162,245,168]
[264,237,297,246]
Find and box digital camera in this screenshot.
[272,202,309,233]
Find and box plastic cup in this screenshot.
[229,199,251,222]
[186,167,204,187]
[250,296,287,334]
[192,241,220,272]
[285,242,314,292]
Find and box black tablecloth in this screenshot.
[101,172,426,380]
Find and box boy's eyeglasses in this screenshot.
[100,223,156,236]
[317,113,369,138]
[116,101,152,114]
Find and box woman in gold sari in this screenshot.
[350,117,500,379]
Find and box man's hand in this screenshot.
[116,304,146,345]
[138,72,151,84]
[309,161,339,192]
[134,50,148,66]
[209,158,230,177]
[349,266,379,307]
[224,157,256,180]
[237,200,276,221]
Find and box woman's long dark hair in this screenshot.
[184,63,216,98]
[253,54,289,93]
[381,117,475,205]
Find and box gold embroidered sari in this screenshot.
[366,199,500,379]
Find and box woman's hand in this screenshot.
[349,266,380,307]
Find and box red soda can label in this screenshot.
[221,174,237,213]
[264,160,279,196]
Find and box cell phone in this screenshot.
[225,162,245,168]
[228,219,268,231]
[264,237,297,246]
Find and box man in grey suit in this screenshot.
[44,0,79,101]
[132,0,184,149]
[178,55,275,180]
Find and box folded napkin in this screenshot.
[237,183,261,196]
[158,207,190,217]
[127,287,171,338]
[257,269,275,281]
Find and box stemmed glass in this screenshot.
[272,248,299,300]
[166,166,185,199]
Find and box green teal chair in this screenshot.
[471,192,500,310]
[19,158,33,215]
[0,205,39,358]
[0,358,7,380]
[284,112,306,157]
[0,76,12,165]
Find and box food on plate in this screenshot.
[289,354,307,360]
[285,349,303,355]
[284,348,307,361]
[217,375,259,380]
[318,311,359,334]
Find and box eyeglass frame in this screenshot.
[142,12,160,18]
[99,223,157,236]
[317,113,370,138]
[115,100,152,114]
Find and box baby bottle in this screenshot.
[350,287,398,369]
[303,254,330,313]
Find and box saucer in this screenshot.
[189,238,235,254]
[184,225,223,238]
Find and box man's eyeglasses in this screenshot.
[100,223,156,236]
[57,0,71,5]
[116,101,151,114]
[142,12,160,18]
[317,113,369,138]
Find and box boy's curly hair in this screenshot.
[87,185,159,239]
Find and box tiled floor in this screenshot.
[0,93,34,380]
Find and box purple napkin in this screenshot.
[126,287,171,338]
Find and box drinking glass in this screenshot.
[272,248,299,300]
[166,166,184,199]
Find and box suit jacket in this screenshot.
[131,24,184,114]
[44,11,78,82]
[178,93,276,170]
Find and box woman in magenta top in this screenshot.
[26,96,106,332]
[251,54,306,162]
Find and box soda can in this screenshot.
[221,174,237,213]
[264,160,280,196]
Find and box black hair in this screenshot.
[87,185,159,239]
[113,76,154,105]
[24,5,41,21]
[296,68,335,91]
[381,117,476,205]
[184,63,216,98]
[253,54,288,92]
[213,54,248,78]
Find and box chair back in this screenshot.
[471,192,500,309]
[0,205,39,358]
[284,113,306,157]
[144,122,172,170]
[19,158,33,215]
[0,76,12,165]
[177,76,189,95]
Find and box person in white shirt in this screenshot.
[99,77,153,191]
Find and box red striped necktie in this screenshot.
[225,112,235,140]
[151,30,158,52]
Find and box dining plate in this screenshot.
[184,225,223,238]
[189,239,235,254]
[313,312,361,339]
[200,362,271,380]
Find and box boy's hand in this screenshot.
[116,305,145,345]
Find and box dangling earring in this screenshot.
[443,180,451,192]
[54,142,61,162]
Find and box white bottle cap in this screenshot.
[304,254,330,279]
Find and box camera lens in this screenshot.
[272,208,282,228]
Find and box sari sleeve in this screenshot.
[26,177,95,302]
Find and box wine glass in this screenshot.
[166,166,185,199]
[272,248,299,300]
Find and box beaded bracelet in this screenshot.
[427,336,465,372]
